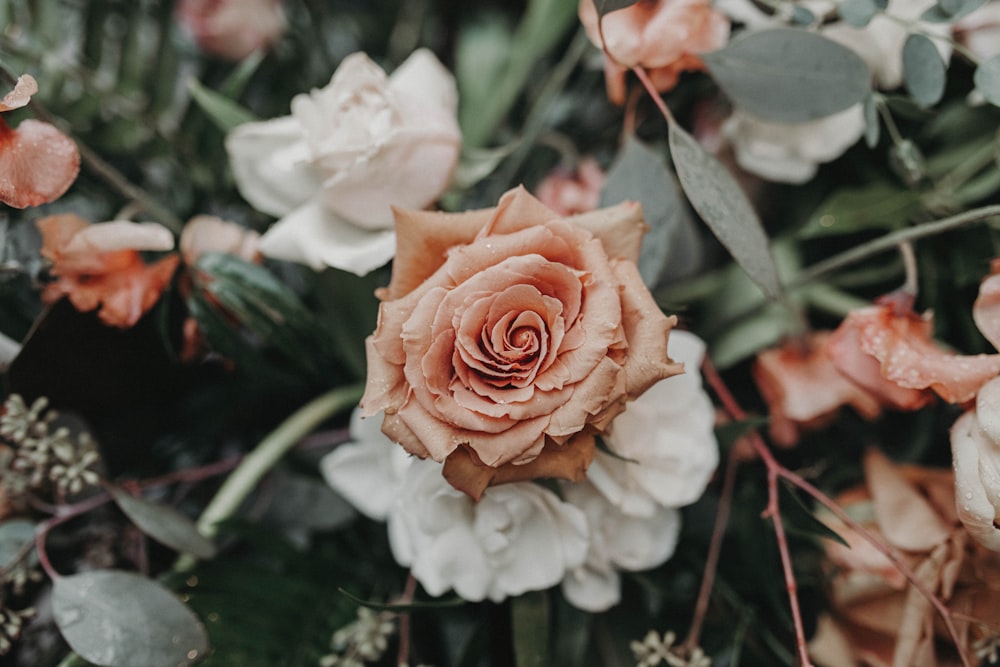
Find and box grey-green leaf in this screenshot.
[921,0,986,21]
[52,570,209,667]
[110,486,218,560]
[512,590,549,667]
[703,28,872,122]
[668,122,784,301]
[863,95,880,147]
[594,0,642,18]
[902,33,946,108]
[975,55,1000,107]
[188,78,259,133]
[0,519,35,568]
[839,0,881,27]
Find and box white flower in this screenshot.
[226,49,461,276]
[955,1,1000,61]
[320,408,412,521]
[587,330,719,517]
[387,458,589,602]
[560,481,681,611]
[951,377,1000,551]
[722,105,866,184]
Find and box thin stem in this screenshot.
[396,573,418,666]
[630,65,676,125]
[899,240,919,297]
[192,384,363,540]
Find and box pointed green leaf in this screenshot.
[902,33,946,108]
[109,485,218,560]
[668,122,784,301]
[188,78,259,133]
[975,55,1000,107]
[594,0,642,18]
[703,28,872,122]
[52,570,209,667]
[512,590,549,667]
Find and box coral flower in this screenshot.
[37,214,179,328]
[579,0,730,104]
[0,75,79,209]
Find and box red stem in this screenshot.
[396,573,418,666]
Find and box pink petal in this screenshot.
[0,118,80,208]
[0,74,38,112]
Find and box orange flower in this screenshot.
[37,214,179,328]
[752,332,881,446]
[362,187,681,499]
[812,449,1000,667]
[579,0,729,104]
[0,75,79,209]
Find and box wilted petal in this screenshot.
[950,409,1000,551]
[180,215,260,265]
[257,199,396,275]
[0,74,38,112]
[864,448,951,552]
[64,220,175,254]
[0,118,80,208]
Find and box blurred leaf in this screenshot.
[974,55,1000,107]
[109,485,218,560]
[668,122,784,301]
[921,0,986,21]
[593,0,642,17]
[337,587,465,611]
[703,28,871,122]
[52,570,209,667]
[219,51,266,99]
[188,78,260,133]
[710,301,796,368]
[0,519,35,568]
[259,470,356,534]
[863,95,880,148]
[601,136,701,286]
[778,482,850,547]
[715,417,770,450]
[839,0,884,27]
[512,590,550,667]
[903,34,946,108]
[450,142,521,191]
[798,181,919,238]
[790,6,816,24]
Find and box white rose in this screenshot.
[387,458,589,602]
[560,481,681,611]
[226,49,462,276]
[587,330,719,516]
[951,377,1000,551]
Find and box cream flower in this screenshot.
[951,385,1000,551]
[586,330,718,517]
[226,49,461,276]
[386,457,589,602]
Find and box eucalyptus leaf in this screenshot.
[902,33,946,108]
[839,0,881,27]
[921,0,986,21]
[188,78,259,133]
[668,122,784,301]
[512,590,549,667]
[863,95,880,147]
[594,0,642,17]
[703,28,871,122]
[109,485,218,560]
[0,519,35,568]
[260,471,356,534]
[52,570,209,667]
[974,55,1000,107]
[798,181,919,238]
[600,136,701,286]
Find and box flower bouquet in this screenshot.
[2,0,1000,666]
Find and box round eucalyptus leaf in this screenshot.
[110,485,218,560]
[703,28,871,122]
[52,570,209,667]
[974,55,1000,107]
[839,0,880,27]
[668,122,783,302]
[902,33,946,108]
[921,0,986,21]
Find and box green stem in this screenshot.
[193,384,363,539]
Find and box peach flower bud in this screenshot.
[579,0,730,104]
[362,187,681,499]
[176,0,286,61]
[36,214,179,328]
[534,158,606,216]
[226,49,462,275]
[752,332,881,446]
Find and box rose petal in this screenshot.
[225,115,321,217]
[973,271,1000,352]
[951,410,1000,551]
[64,221,175,254]
[0,118,79,208]
[0,74,38,112]
[257,198,396,275]
[864,448,951,552]
[388,48,459,115]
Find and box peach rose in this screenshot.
[579,0,730,105]
[362,187,681,499]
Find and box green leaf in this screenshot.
[902,33,946,108]
[450,142,521,191]
[798,181,919,238]
[778,482,850,547]
[52,570,209,667]
[600,136,700,286]
[0,519,35,568]
[109,485,218,560]
[863,95,880,147]
[188,78,259,133]
[259,471,356,533]
[668,122,784,301]
[703,28,872,122]
[337,587,465,612]
[839,0,882,27]
[714,417,770,450]
[593,0,642,17]
[512,590,550,667]
[974,55,1000,107]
